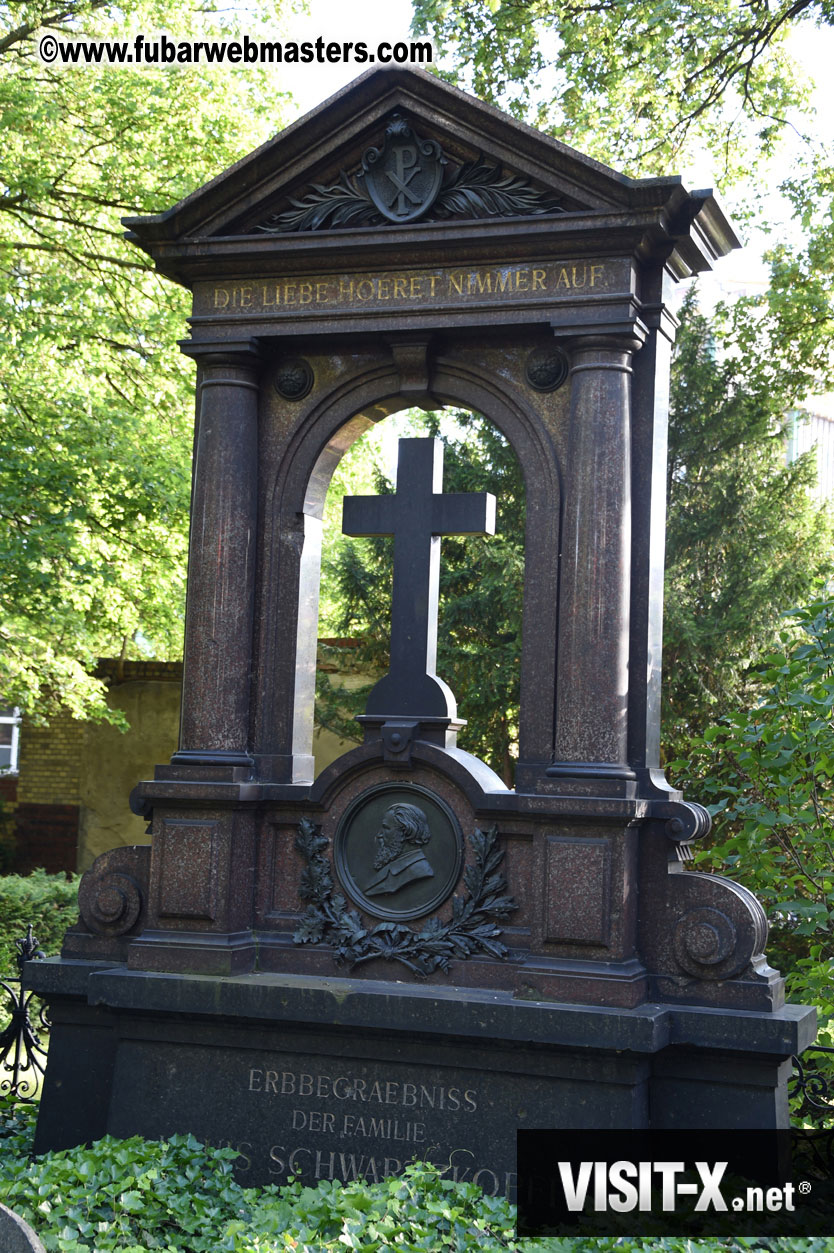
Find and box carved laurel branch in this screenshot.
[257,170,384,233]
[293,818,517,976]
[431,156,563,220]
[254,156,563,234]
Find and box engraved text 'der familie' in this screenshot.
[359,114,446,224]
[334,784,464,921]
[342,437,496,720]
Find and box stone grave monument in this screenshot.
[29,66,814,1193]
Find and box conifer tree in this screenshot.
[663,290,832,758]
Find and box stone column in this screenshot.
[549,334,641,785]
[173,340,260,773]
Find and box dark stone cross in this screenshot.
[342,437,496,719]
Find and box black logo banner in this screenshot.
[517,1129,834,1237]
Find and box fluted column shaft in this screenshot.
[175,342,260,767]
[551,336,637,775]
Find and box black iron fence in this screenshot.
[1,926,834,1125]
[0,926,49,1101]
[791,1045,834,1124]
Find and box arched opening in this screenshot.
[254,349,564,789]
[313,408,525,787]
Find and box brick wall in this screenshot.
[0,774,18,871]
[13,803,79,875]
[94,660,183,685]
[9,653,360,876]
[16,709,84,808]
[12,709,84,874]
[11,662,184,875]
[0,775,17,806]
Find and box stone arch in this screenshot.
[251,347,563,786]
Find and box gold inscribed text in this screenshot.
[204,260,611,316]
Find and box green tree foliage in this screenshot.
[317,422,396,635]
[438,431,524,785]
[317,411,524,785]
[0,0,290,722]
[663,290,832,756]
[411,0,818,180]
[671,599,834,1050]
[0,869,79,1045]
[739,154,834,404]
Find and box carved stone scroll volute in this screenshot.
[62,846,151,962]
[637,825,781,1010]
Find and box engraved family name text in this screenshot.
[265,1145,514,1197]
[242,1065,515,1196]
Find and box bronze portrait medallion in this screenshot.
[334,783,464,921]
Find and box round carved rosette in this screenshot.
[79,870,142,937]
[273,358,314,400]
[673,906,745,979]
[525,345,570,392]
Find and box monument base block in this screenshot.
[27,960,814,1198]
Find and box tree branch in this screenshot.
[0,0,110,56]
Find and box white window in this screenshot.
[0,708,20,773]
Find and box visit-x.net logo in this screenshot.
[559,1158,798,1213]
[517,1130,834,1237]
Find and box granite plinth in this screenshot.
[27,960,814,1196]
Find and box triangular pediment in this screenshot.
[126,68,681,239]
[124,66,738,281]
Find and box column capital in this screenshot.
[554,327,648,359]
[178,337,262,369]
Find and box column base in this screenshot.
[543,761,638,797]
[126,929,256,976]
[164,750,255,783]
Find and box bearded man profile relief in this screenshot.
[364,803,435,897]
